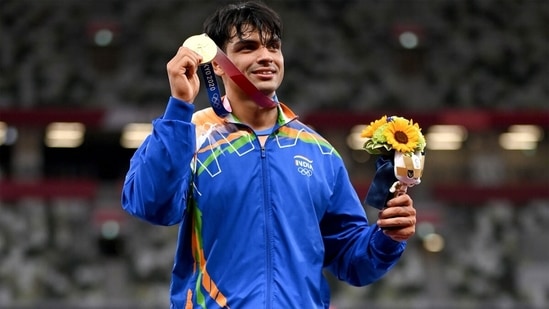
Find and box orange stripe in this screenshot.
[201,268,229,308]
[203,269,212,291]
[192,108,224,126]
[185,289,193,309]
[189,197,230,308]
[196,129,251,155]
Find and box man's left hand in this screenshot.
[377,194,416,242]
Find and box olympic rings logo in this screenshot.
[211,93,221,108]
[297,167,313,177]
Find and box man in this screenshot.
[121,1,416,308]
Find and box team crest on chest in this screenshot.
[294,155,313,177]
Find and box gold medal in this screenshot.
[182,34,218,64]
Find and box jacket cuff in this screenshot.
[164,96,194,121]
[372,227,406,254]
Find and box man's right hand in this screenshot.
[166,46,203,103]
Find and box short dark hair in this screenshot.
[203,1,282,51]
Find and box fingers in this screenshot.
[378,205,416,221]
[377,194,417,242]
[378,195,415,220]
[167,46,203,76]
[386,193,413,208]
[166,46,204,102]
[383,226,416,242]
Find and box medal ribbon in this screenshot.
[212,48,277,109]
[184,33,277,116]
[198,63,230,117]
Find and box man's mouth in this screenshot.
[252,69,276,78]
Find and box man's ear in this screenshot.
[212,60,224,76]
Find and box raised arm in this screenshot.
[121,45,204,225]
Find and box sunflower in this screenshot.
[362,115,425,155]
[383,117,421,154]
[360,115,387,138]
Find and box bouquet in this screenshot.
[361,115,426,198]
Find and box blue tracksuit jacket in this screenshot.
[121,97,406,309]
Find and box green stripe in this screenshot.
[197,135,257,175]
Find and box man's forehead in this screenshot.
[228,25,279,43]
[229,25,257,40]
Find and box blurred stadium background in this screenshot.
[0,0,548,308]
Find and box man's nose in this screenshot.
[257,46,274,63]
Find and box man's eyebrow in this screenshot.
[234,38,257,45]
[230,35,280,48]
[230,38,260,48]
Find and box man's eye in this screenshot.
[268,42,281,50]
[239,44,255,51]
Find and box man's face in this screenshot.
[220,27,284,98]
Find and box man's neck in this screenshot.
[234,100,278,131]
[226,94,278,131]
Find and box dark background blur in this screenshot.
[0,0,548,308]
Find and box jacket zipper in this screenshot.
[260,143,273,309]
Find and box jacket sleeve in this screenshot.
[121,97,196,226]
[321,161,406,286]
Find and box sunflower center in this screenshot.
[394,131,409,144]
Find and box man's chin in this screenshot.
[257,84,279,97]
[259,88,275,95]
